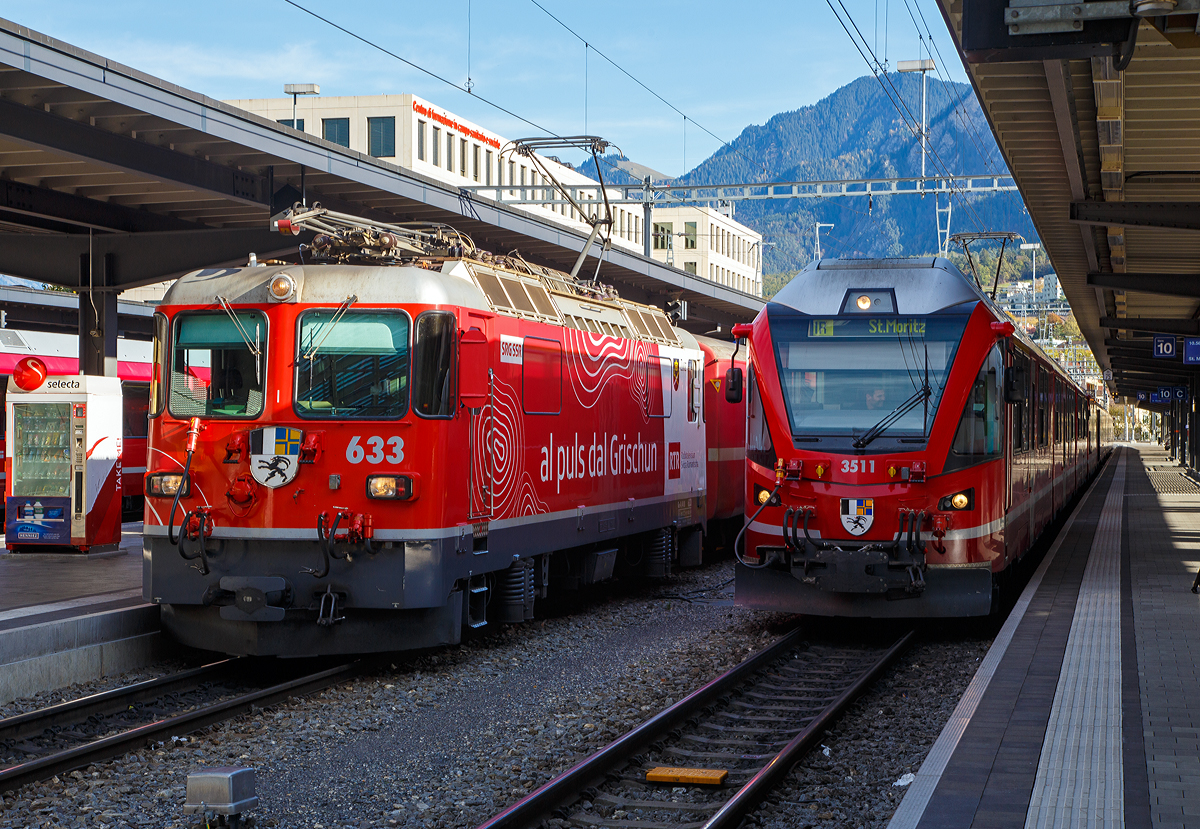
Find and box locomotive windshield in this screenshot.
[169,311,266,418]
[295,310,410,419]
[770,313,971,443]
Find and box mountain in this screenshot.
[578,73,1034,280]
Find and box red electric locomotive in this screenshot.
[142,206,742,656]
[730,257,1112,618]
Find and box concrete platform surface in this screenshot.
[0,522,163,704]
[889,445,1200,828]
[0,522,142,613]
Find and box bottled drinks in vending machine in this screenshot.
[4,358,123,551]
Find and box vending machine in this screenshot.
[5,358,123,552]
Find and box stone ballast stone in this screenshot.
[0,561,986,828]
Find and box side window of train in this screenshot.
[412,311,457,419]
[947,345,1004,470]
[149,312,167,418]
[1005,350,1030,453]
[522,336,562,415]
[687,360,700,423]
[746,365,777,468]
[1037,367,1049,447]
[643,356,673,418]
[122,382,150,438]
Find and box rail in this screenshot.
[0,661,360,793]
[475,627,916,829]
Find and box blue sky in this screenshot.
[3,0,969,176]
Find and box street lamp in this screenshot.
[283,83,320,132]
[897,59,936,186]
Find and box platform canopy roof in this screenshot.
[937,1,1200,403]
[0,18,760,332]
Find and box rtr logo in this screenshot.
[668,442,682,479]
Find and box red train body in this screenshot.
[733,257,1113,617]
[142,216,746,656]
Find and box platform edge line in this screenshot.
[886,449,1119,829]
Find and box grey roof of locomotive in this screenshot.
[163,262,491,309]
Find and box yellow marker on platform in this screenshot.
[645,767,728,785]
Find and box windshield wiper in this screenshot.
[215,295,261,383]
[302,295,358,361]
[853,385,932,449]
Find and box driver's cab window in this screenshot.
[169,311,265,418]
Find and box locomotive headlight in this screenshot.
[758,489,771,505]
[268,273,296,302]
[367,474,414,500]
[856,294,872,310]
[146,473,188,498]
[938,489,974,511]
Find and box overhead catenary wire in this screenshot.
[895,0,1027,227]
[279,0,642,200]
[527,0,768,178]
[824,0,990,232]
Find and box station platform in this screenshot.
[889,445,1200,829]
[0,523,165,704]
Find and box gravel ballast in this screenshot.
[0,563,992,829]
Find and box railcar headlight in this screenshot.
[366,474,413,500]
[268,273,296,302]
[939,489,974,511]
[856,294,872,310]
[146,473,189,498]
[752,484,779,507]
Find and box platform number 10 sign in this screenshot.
[1153,335,1177,358]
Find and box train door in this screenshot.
[1005,348,1030,561]
[460,322,493,519]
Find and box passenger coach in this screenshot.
[731,257,1111,618]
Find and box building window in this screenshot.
[460,138,467,177]
[684,222,697,250]
[416,120,427,160]
[684,262,697,275]
[367,116,395,158]
[277,118,304,132]
[653,222,673,251]
[520,166,527,194]
[323,118,350,148]
[447,133,454,171]
[432,127,441,165]
[473,144,481,182]
[508,160,515,195]
[485,150,493,186]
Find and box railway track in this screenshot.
[0,658,360,793]
[477,627,915,829]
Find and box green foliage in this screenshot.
[763,270,799,300]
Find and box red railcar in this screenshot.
[700,337,746,541]
[732,257,1113,618]
[142,208,744,656]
